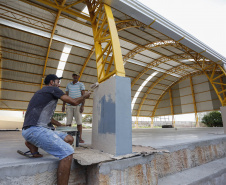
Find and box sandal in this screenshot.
[17,150,43,158]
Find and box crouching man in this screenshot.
[21,74,91,185]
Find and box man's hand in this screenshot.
[62,105,65,112]
[83,91,91,99]
[80,105,84,113]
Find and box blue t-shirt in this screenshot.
[23,86,65,128]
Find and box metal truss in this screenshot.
[78,46,95,81]
[169,88,175,127]
[86,0,125,83]
[177,43,226,106]
[0,6,53,32]
[34,0,90,21]
[40,0,66,88]
[135,41,226,120]
[123,40,176,64]
[116,19,148,32]
[79,19,151,80]
[0,36,2,100]
[190,76,199,127]
[131,53,199,88]
[135,64,199,119]
[149,70,223,125]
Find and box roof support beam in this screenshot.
[169,88,175,127]
[131,53,196,88]
[34,0,90,21]
[0,36,2,100]
[40,0,66,88]
[86,1,125,83]
[78,46,95,81]
[151,71,205,118]
[136,64,196,118]
[190,76,199,127]
[123,40,176,64]
[178,43,226,106]
[220,77,226,100]
[150,70,223,118]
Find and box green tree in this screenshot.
[201,111,223,127]
[82,115,92,123]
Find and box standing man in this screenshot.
[21,74,91,185]
[62,71,86,143]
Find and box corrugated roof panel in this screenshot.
[119,39,137,49]
[132,54,153,63]
[150,47,174,56]
[118,31,148,45]
[139,50,161,59]
[164,46,184,54]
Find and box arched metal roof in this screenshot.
[0,0,225,121]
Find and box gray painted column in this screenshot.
[220,106,226,134]
[92,76,132,156]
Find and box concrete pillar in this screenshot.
[220,106,226,134]
[92,76,132,156]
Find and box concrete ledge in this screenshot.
[0,160,86,185]
[86,136,226,185]
[158,157,226,185]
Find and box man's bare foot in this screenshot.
[79,139,84,143]
[25,141,43,157]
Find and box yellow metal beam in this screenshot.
[116,19,148,31]
[131,53,199,88]
[0,36,2,100]
[169,88,175,127]
[78,46,95,81]
[87,1,125,83]
[136,64,197,118]
[123,40,176,64]
[40,0,66,88]
[0,6,53,32]
[177,43,226,106]
[190,76,199,127]
[151,71,206,118]
[220,77,226,100]
[34,0,90,21]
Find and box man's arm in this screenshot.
[62,91,69,112]
[60,91,91,106]
[51,118,62,127]
[80,90,85,113]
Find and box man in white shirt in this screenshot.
[62,71,86,143]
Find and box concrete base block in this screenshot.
[220,106,226,134]
[92,76,132,156]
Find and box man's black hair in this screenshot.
[44,74,63,85]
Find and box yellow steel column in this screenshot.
[169,88,175,127]
[40,0,66,88]
[0,36,2,99]
[190,76,199,127]
[78,46,95,81]
[86,1,125,83]
[220,77,226,100]
[151,116,154,128]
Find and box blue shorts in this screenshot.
[22,126,74,160]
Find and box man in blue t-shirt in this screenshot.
[21,74,91,185]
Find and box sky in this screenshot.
[138,0,226,57]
